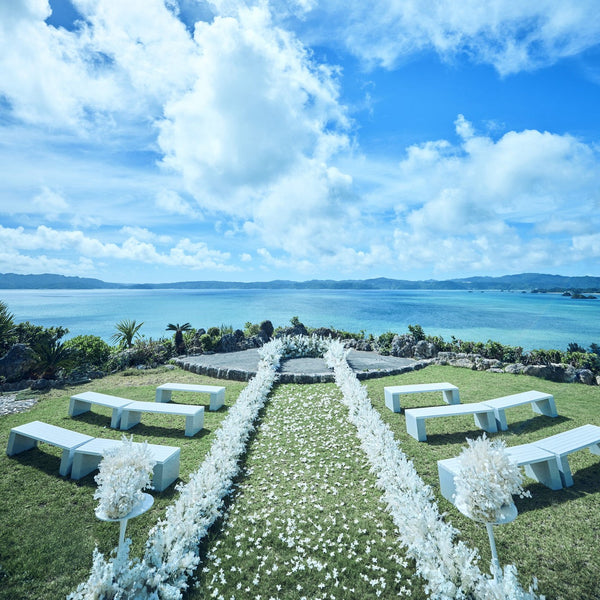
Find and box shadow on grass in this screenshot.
[517,461,600,514]
[8,448,69,478]
[425,414,571,446]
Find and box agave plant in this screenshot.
[111,319,144,349]
[166,322,192,355]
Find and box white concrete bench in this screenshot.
[71,438,180,491]
[532,424,600,487]
[120,401,204,437]
[155,383,225,411]
[6,421,94,476]
[384,382,460,412]
[438,442,563,503]
[481,390,558,430]
[404,403,497,442]
[69,391,134,428]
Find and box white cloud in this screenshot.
[281,0,600,75]
[157,3,349,215]
[32,186,69,219]
[381,116,600,273]
[0,224,234,271]
[155,189,200,218]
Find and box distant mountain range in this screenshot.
[1,272,600,291]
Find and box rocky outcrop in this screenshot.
[0,344,37,383]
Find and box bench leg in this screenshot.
[6,431,37,456]
[71,453,102,480]
[209,389,225,411]
[556,455,574,487]
[185,411,204,437]
[69,398,91,418]
[155,389,171,402]
[474,412,498,434]
[152,451,180,491]
[120,410,142,431]
[443,390,460,405]
[59,449,75,477]
[589,443,600,456]
[406,414,427,441]
[532,397,558,418]
[384,390,401,413]
[493,408,508,431]
[524,460,563,490]
[110,408,123,429]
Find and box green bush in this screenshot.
[259,320,274,339]
[64,335,111,370]
[377,332,396,355]
[244,321,261,337]
[407,324,426,341]
[527,348,564,365]
[14,322,68,347]
[200,333,214,352]
[0,300,16,352]
[565,351,600,374]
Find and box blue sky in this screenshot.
[1,0,600,284]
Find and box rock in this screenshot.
[0,344,37,383]
[576,369,595,385]
[215,333,239,353]
[504,363,525,374]
[276,324,309,337]
[413,340,437,359]
[391,334,415,357]
[30,378,51,390]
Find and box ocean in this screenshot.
[1,288,598,351]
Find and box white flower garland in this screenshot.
[70,339,284,600]
[323,339,543,600]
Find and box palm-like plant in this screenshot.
[166,322,192,355]
[0,300,16,352]
[33,339,75,379]
[111,319,144,349]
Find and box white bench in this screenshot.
[71,438,180,491]
[69,391,134,428]
[405,403,498,442]
[120,401,204,437]
[155,383,225,411]
[6,421,94,476]
[438,442,563,503]
[532,424,600,487]
[481,390,558,430]
[384,382,460,412]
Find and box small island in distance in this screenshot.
[0,272,599,295]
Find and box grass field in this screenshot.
[0,364,598,599]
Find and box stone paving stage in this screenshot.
[174,349,427,383]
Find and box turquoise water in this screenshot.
[1,288,597,351]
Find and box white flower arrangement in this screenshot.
[454,435,531,524]
[94,436,156,520]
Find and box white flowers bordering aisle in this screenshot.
[69,338,284,600]
[323,339,544,600]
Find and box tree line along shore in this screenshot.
[1,300,599,392]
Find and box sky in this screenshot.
[1,0,600,284]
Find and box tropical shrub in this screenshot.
[377,331,395,355]
[107,338,173,371]
[32,339,75,379]
[14,322,68,347]
[64,335,111,370]
[408,323,426,341]
[565,351,600,374]
[166,322,192,355]
[244,321,261,337]
[259,319,274,339]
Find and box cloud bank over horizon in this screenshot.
[1,0,599,283]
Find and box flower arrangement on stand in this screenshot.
[454,435,531,580]
[94,436,156,520]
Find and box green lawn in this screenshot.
[0,365,598,599]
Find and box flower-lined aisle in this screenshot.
[194,383,426,599]
[324,340,543,600]
[70,339,285,600]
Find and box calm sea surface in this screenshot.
[1,288,598,351]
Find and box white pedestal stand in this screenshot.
[458,503,517,581]
[95,493,154,555]
[485,503,517,579]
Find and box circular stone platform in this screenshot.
[174,349,427,383]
